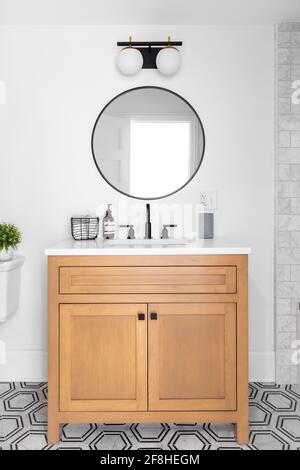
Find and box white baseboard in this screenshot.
[249,351,275,382]
[0,349,275,383]
[0,349,47,382]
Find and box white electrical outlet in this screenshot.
[199,191,217,210]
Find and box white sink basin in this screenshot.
[104,238,189,246]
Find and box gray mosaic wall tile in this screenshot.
[279,181,300,197]
[278,248,300,264]
[277,315,297,332]
[291,265,300,280]
[292,32,300,46]
[279,131,291,147]
[276,23,300,384]
[279,66,291,81]
[290,198,300,213]
[278,198,291,214]
[279,98,291,113]
[291,49,300,64]
[279,215,300,230]
[279,115,300,131]
[292,65,300,79]
[278,48,292,65]
[291,133,300,148]
[279,148,300,163]
[277,349,296,366]
[279,81,294,98]
[278,32,291,46]
[279,164,291,181]
[290,232,300,247]
[292,103,300,114]
[277,298,292,315]
[277,265,291,281]
[278,23,300,32]
[278,232,290,247]
[277,332,297,349]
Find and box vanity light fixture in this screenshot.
[116,36,182,76]
[156,36,181,76]
[116,36,143,76]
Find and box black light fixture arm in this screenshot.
[116,37,183,69]
[117,41,182,47]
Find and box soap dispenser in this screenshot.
[103,204,115,240]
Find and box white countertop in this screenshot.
[45,239,251,256]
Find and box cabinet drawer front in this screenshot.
[60,266,237,294]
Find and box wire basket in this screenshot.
[71,216,99,241]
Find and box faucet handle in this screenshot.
[161,224,177,239]
[119,224,135,240]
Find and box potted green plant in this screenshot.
[0,223,22,261]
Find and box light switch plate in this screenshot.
[199,191,217,210]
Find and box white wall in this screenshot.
[0,25,274,381]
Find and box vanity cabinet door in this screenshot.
[148,303,237,411]
[59,304,147,412]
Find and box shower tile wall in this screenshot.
[276,23,300,384]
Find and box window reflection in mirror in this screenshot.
[92,87,205,200]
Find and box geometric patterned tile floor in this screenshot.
[1,382,300,450]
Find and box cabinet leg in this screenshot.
[47,418,60,444]
[236,420,249,445]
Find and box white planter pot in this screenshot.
[0,247,13,262]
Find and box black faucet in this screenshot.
[145,203,152,239]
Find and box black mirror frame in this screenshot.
[91,86,206,200]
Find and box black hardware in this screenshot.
[150,312,157,320]
[117,41,182,47]
[161,224,178,239]
[138,313,145,321]
[119,224,135,239]
[116,41,182,69]
[91,86,206,201]
[145,204,152,239]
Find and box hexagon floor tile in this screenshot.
[1,382,300,450]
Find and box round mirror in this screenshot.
[91,86,205,200]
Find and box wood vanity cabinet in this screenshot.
[48,254,248,444]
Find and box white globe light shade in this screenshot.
[156,47,181,76]
[117,47,143,76]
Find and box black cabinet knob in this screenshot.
[150,312,157,320]
[138,313,145,320]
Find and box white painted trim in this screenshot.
[0,350,48,382]
[1,349,275,383]
[249,351,275,382]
